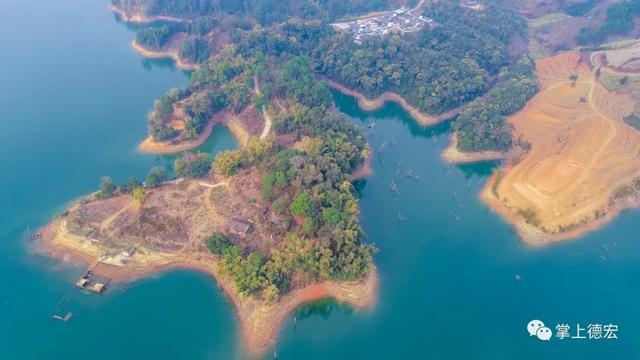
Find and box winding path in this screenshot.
[198,181,228,189]
[483,52,640,244]
[253,74,272,140]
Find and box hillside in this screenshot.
[483,52,640,244]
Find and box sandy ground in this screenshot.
[227,103,267,142]
[38,183,377,358]
[226,117,250,147]
[139,112,225,154]
[108,4,185,25]
[441,132,510,164]
[592,40,640,74]
[482,52,640,245]
[131,39,199,71]
[350,156,374,181]
[322,78,462,127]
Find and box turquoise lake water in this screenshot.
[2,0,640,358]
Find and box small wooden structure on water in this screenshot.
[25,226,41,241]
[75,268,110,294]
[51,298,74,322]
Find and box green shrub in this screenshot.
[97,176,117,199]
[175,152,212,178]
[517,208,541,227]
[206,233,231,255]
[145,167,168,187]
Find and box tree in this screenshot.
[213,150,242,175]
[302,217,316,237]
[135,23,182,49]
[290,191,312,217]
[206,232,230,255]
[273,194,290,215]
[148,90,182,140]
[274,171,287,187]
[264,284,279,301]
[245,138,271,165]
[155,97,174,121]
[183,91,213,140]
[576,0,640,44]
[262,171,276,200]
[220,244,244,275]
[234,252,267,294]
[252,92,266,109]
[117,27,390,297]
[145,166,168,187]
[120,176,142,194]
[454,60,538,152]
[179,37,211,63]
[132,187,147,202]
[175,152,212,178]
[116,0,392,24]
[98,176,116,199]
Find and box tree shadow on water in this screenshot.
[456,160,501,178]
[294,299,353,321]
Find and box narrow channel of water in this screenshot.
[1,1,639,359]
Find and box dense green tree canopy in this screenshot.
[97,176,117,199]
[175,151,213,178]
[577,0,640,44]
[145,166,169,187]
[120,0,542,300]
[113,0,394,24]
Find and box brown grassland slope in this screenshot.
[482,52,640,245]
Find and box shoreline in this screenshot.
[325,78,515,167]
[350,155,374,181]
[226,116,251,147]
[139,112,224,154]
[108,4,185,24]
[322,78,462,127]
[478,52,640,246]
[441,132,509,164]
[39,219,377,358]
[481,173,640,246]
[131,40,199,71]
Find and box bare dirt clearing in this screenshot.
[40,173,376,357]
[592,40,640,73]
[62,172,278,255]
[483,52,640,245]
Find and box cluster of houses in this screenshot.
[333,7,434,44]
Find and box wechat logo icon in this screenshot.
[528,319,552,341]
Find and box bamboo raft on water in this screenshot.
[51,297,74,322]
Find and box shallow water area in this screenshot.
[1,1,640,359]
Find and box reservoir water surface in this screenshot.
[1,0,639,358]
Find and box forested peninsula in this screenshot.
[43,43,377,357]
[45,0,554,356]
[111,0,541,156]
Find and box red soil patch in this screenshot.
[482,52,640,245]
